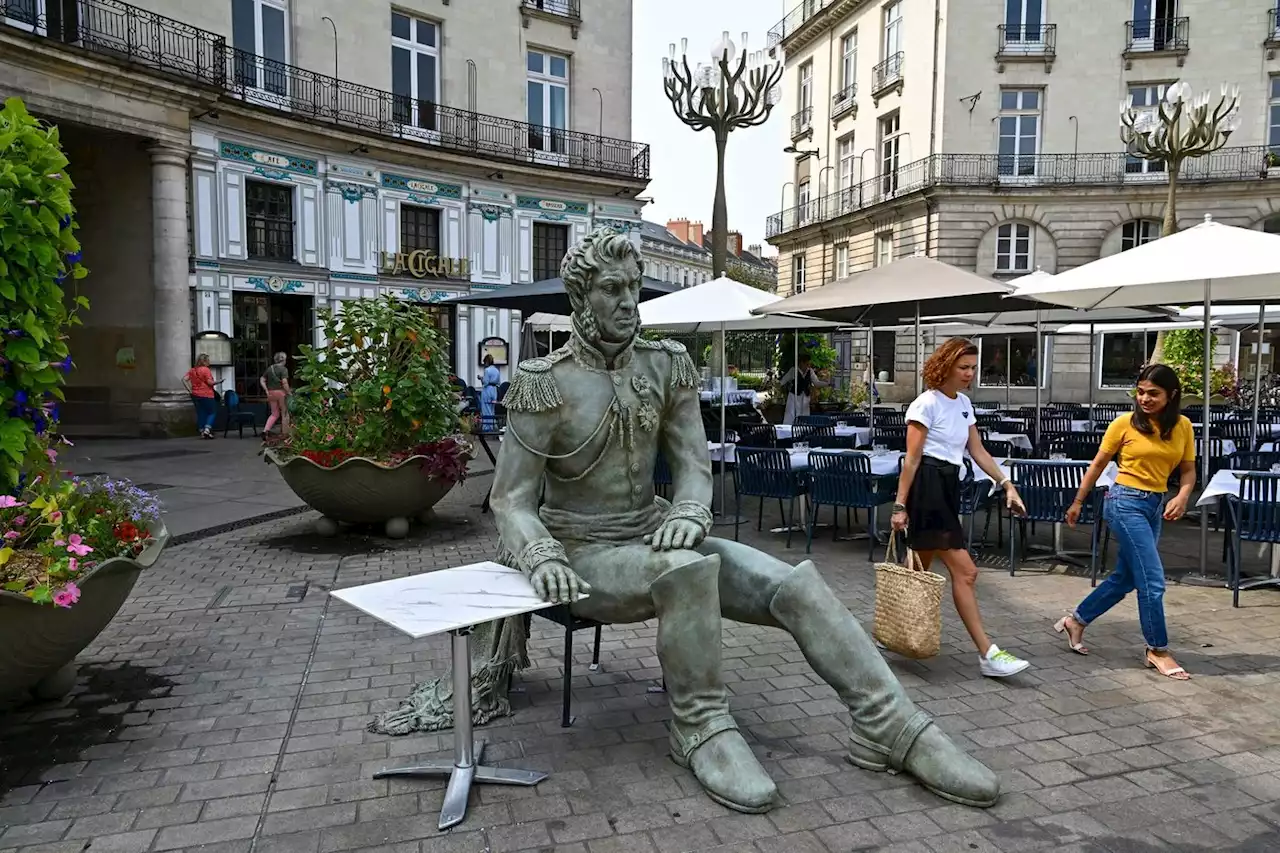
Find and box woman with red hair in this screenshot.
[891,338,1030,678]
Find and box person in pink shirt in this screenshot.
[183,353,221,439]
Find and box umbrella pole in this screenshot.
[719,321,729,521]
[1034,311,1042,450]
[1005,337,1012,409]
[1088,323,1096,416]
[914,303,923,397]
[1251,302,1267,443]
[867,321,876,438]
[1198,280,1212,576]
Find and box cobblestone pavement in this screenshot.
[3,475,1280,853]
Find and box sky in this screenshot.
[631,0,785,253]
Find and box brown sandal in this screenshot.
[1144,650,1190,680]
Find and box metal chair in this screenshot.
[1225,473,1280,608]
[976,413,1003,429]
[1218,419,1260,452]
[805,452,894,557]
[526,607,603,728]
[654,451,673,499]
[794,414,836,426]
[1050,433,1104,461]
[739,423,777,448]
[996,419,1028,436]
[836,412,870,427]
[793,424,836,445]
[1008,460,1102,578]
[983,439,1015,459]
[960,460,1004,555]
[222,391,258,438]
[873,426,907,452]
[733,447,808,548]
[873,409,906,428]
[1230,451,1280,472]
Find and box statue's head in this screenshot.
[561,227,644,346]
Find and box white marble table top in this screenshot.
[1197,468,1280,507]
[330,562,563,639]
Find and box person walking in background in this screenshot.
[260,352,291,436]
[780,352,826,425]
[892,338,1031,678]
[1058,364,1196,680]
[183,353,221,440]
[479,354,501,431]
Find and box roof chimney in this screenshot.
[689,221,705,247]
[748,243,763,257]
[727,231,743,257]
[665,218,690,243]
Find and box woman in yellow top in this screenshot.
[1058,364,1196,680]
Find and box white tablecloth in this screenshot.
[700,390,759,405]
[775,424,872,445]
[1196,468,1280,507]
[986,432,1034,452]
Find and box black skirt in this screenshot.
[906,456,966,552]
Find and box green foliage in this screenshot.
[733,373,766,391]
[0,98,89,486]
[776,333,838,372]
[724,263,775,293]
[286,296,460,459]
[1159,329,1237,400]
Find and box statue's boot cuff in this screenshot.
[849,711,1000,808]
[670,716,777,814]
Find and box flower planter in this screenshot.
[264,449,461,538]
[0,524,169,703]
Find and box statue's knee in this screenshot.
[650,550,720,591]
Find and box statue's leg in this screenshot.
[563,543,777,813]
[699,537,1000,809]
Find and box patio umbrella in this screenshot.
[641,276,841,523]
[441,275,680,316]
[1015,216,1280,574]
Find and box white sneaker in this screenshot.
[980,644,1030,678]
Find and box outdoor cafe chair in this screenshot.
[984,439,1015,459]
[222,390,258,439]
[814,431,856,450]
[794,414,836,426]
[1230,451,1280,472]
[739,423,777,448]
[805,451,894,558]
[654,451,673,500]
[793,424,836,445]
[874,409,906,428]
[1050,433,1104,461]
[960,459,1004,555]
[733,447,808,548]
[873,426,907,452]
[1218,419,1260,451]
[1008,460,1103,579]
[976,413,1003,429]
[836,412,869,427]
[1224,472,1280,608]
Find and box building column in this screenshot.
[138,143,194,436]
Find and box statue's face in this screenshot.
[584,255,642,343]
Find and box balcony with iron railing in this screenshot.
[791,105,813,139]
[1267,8,1280,57]
[520,0,581,19]
[871,52,904,99]
[1124,16,1190,60]
[767,0,836,48]
[765,146,1276,238]
[1,0,647,180]
[831,83,856,121]
[997,23,1056,70]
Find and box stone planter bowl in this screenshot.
[0,524,169,703]
[263,448,462,538]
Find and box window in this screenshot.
[837,135,856,190]
[998,90,1040,178]
[797,178,811,225]
[792,254,806,294]
[1270,76,1280,154]
[798,61,813,111]
[875,231,893,266]
[1004,0,1044,43]
[245,179,294,261]
[883,1,903,57]
[1125,84,1167,174]
[871,330,896,383]
[392,12,439,131]
[995,222,1032,273]
[1100,331,1158,387]
[1121,219,1160,251]
[528,50,569,154]
[532,222,569,281]
[979,333,1043,387]
[1130,0,1179,50]
[232,0,288,95]
[879,113,901,196]
[834,243,849,280]
[400,205,441,254]
[840,31,857,92]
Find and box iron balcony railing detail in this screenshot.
[1125,16,1190,52]
[790,106,813,138]
[767,0,835,47]
[520,0,580,19]
[832,83,856,117]
[765,146,1275,238]
[871,52,904,94]
[2,0,647,180]
[1268,8,1280,43]
[997,23,1057,56]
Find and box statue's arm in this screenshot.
[491,408,566,576]
[661,377,714,512]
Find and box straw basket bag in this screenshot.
[873,533,947,659]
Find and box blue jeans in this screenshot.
[192,396,218,432]
[1074,484,1168,650]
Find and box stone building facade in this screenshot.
[1,0,646,433]
[765,0,1280,403]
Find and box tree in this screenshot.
[724,262,775,293]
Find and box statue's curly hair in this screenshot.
[921,338,979,390]
[560,227,644,343]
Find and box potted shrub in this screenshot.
[263,295,471,538]
[0,97,169,701]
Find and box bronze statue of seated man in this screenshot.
[489,227,999,813]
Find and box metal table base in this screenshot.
[371,628,546,830]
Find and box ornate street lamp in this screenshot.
[1120,81,1241,239]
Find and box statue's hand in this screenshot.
[530,560,591,604]
[646,518,706,552]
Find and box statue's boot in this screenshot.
[769,560,1000,808]
[653,554,778,814]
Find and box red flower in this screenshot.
[113,521,141,542]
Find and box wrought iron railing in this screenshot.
[1125,16,1190,52]
[1269,8,1280,43]
[765,146,1275,237]
[832,83,856,117]
[998,23,1057,56]
[520,0,581,19]
[872,52,904,94]
[767,0,836,47]
[790,106,813,138]
[2,0,648,180]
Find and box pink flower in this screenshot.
[66,534,93,557]
[49,511,62,523]
[53,582,80,608]
[67,557,78,572]
[46,448,57,464]
[0,496,23,508]
[3,531,17,541]
[54,539,65,546]
[13,515,25,526]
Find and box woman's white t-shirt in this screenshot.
[905,389,976,466]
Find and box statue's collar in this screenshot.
[569,325,636,371]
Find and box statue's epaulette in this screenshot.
[637,338,699,390]
[502,348,570,413]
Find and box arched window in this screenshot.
[1120,219,1160,251]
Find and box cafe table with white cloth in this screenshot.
[774,422,873,446]
[1196,467,1280,578]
